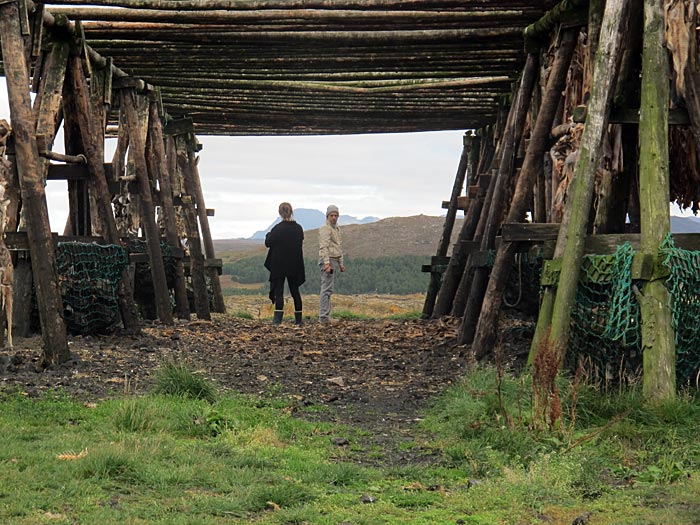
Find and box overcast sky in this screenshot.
[1,81,466,238]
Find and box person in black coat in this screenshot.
[264,202,305,325]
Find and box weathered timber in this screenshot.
[67,56,141,333]
[173,134,210,320]
[422,132,471,318]
[120,88,173,325]
[458,52,539,344]
[501,224,700,253]
[146,96,190,320]
[468,29,579,355]
[51,7,543,24]
[432,133,482,317]
[638,0,675,401]
[0,0,69,362]
[441,196,469,210]
[190,151,225,313]
[547,0,631,364]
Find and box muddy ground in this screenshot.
[0,314,532,464]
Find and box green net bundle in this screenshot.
[56,242,128,334]
[567,238,700,386]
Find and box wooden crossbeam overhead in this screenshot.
[1,0,551,134]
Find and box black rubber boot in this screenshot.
[272,310,284,325]
[294,311,303,325]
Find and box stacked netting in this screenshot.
[55,242,128,334]
[568,237,700,386]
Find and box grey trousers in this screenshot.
[319,258,340,321]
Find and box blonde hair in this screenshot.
[278,202,293,221]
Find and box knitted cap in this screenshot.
[326,204,339,216]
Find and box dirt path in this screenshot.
[0,315,469,464]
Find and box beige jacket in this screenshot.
[318,221,343,265]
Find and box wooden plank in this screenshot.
[503,223,700,253]
[441,195,469,210]
[47,162,114,180]
[573,105,690,125]
[163,117,194,136]
[206,208,215,217]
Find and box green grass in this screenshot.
[1,367,699,524]
[331,309,371,320]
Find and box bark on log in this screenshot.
[146,97,190,320]
[422,133,471,318]
[67,56,141,333]
[174,135,210,320]
[432,133,482,317]
[547,0,631,362]
[638,0,675,401]
[458,53,539,344]
[469,29,579,356]
[0,1,69,363]
[120,88,173,325]
[191,155,225,314]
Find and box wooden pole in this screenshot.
[432,132,481,317]
[458,52,539,344]
[120,87,174,325]
[638,0,675,401]
[422,132,471,318]
[66,56,141,333]
[173,134,210,320]
[146,97,190,320]
[0,1,69,363]
[190,151,226,313]
[468,30,578,354]
[546,0,631,362]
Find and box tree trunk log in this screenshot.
[458,52,539,345]
[547,0,631,363]
[639,0,675,401]
[67,57,141,333]
[469,30,578,355]
[422,132,470,318]
[120,88,173,325]
[146,97,190,320]
[0,1,69,363]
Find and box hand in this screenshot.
[324,263,332,273]
[340,264,345,273]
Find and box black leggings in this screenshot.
[270,277,303,312]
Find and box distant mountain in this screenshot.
[215,214,462,261]
[249,208,379,239]
[671,215,700,233]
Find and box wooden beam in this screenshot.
[0,1,69,362]
[120,88,174,325]
[638,0,675,401]
[422,132,471,318]
[547,0,632,364]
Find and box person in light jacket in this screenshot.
[318,204,344,322]
[264,202,305,325]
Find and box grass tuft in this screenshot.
[152,360,218,402]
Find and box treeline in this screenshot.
[223,255,429,295]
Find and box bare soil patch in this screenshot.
[0,314,472,464]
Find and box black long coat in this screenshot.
[264,220,305,286]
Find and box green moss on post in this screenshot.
[638,0,675,401]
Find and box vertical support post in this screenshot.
[422,132,471,318]
[120,87,173,325]
[468,30,578,354]
[638,0,675,401]
[0,1,69,363]
[547,0,631,362]
[174,134,210,320]
[190,149,226,313]
[458,52,540,344]
[67,57,141,332]
[146,97,190,320]
[433,132,482,317]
